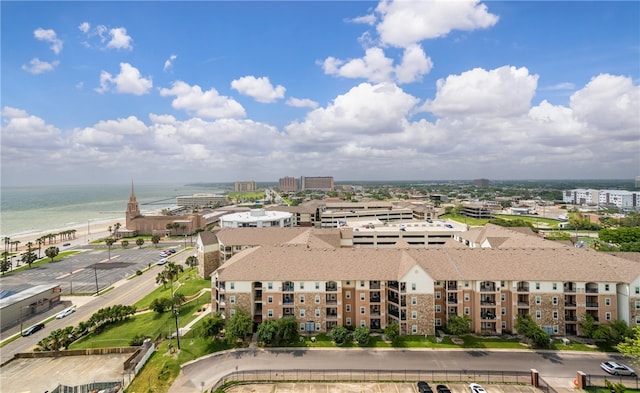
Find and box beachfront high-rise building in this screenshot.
[301,176,334,191]
[279,176,299,193]
[176,194,227,208]
[234,181,256,192]
[636,176,640,188]
[474,178,490,188]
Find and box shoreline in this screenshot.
[3,217,127,253]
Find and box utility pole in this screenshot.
[94,265,99,295]
[173,306,181,349]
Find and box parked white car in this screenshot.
[601,361,636,376]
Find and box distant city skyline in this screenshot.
[1,1,638,186]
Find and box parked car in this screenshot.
[55,307,75,319]
[157,258,168,266]
[417,381,433,393]
[160,252,168,257]
[22,323,45,336]
[63,242,71,246]
[600,361,636,376]
[168,249,176,254]
[436,385,452,393]
[469,383,486,393]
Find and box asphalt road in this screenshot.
[171,348,625,393]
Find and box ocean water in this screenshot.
[0,182,230,238]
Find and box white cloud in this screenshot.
[107,27,133,50]
[159,81,246,119]
[78,22,90,34]
[34,28,63,54]
[21,58,60,74]
[286,97,319,109]
[375,0,499,48]
[164,55,177,72]
[95,63,152,95]
[394,45,433,84]
[93,116,149,135]
[70,127,125,147]
[230,76,286,103]
[422,66,538,118]
[1,107,63,151]
[348,14,377,25]
[570,74,639,135]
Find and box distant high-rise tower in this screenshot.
[234,181,256,192]
[474,178,490,188]
[636,176,640,188]
[279,176,299,193]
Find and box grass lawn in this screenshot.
[135,270,209,310]
[227,191,266,201]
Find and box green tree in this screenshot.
[352,326,370,345]
[105,237,115,261]
[21,249,37,269]
[225,308,252,345]
[201,313,225,339]
[151,235,160,248]
[593,320,632,346]
[384,321,400,341]
[185,256,198,270]
[155,271,169,289]
[162,262,184,295]
[150,297,173,313]
[120,240,129,249]
[277,316,299,344]
[617,326,640,363]
[579,313,597,338]
[257,319,278,345]
[515,314,550,348]
[45,246,59,262]
[135,238,145,249]
[166,223,174,235]
[329,325,349,345]
[446,314,471,336]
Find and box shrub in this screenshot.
[329,326,349,345]
[136,270,142,276]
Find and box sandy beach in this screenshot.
[4,217,127,253]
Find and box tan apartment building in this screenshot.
[279,176,299,193]
[301,176,334,191]
[234,181,256,192]
[212,244,640,337]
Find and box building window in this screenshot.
[435,318,441,326]
[300,309,305,317]
[412,283,416,291]
[300,323,305,331]
[636,301,640,310]
[636,316,640,324]
[230,296,236,304]
[435,291,441,299]
[346,281,351,286]
[346,317,351,326]
[435,305,441,313]
[315,309,320,317]
[604,284,610,291]
[360,293,365,301]
[552,283,557,290]
[464,294,470,301]
[267,309,273,317]
[605,298,611,306]
[316,323,321,331]
[500,281,505,287]
[230,309,236,316]
[412,325,418,334]
[346,304,351,312]
[552,297,558,305]
[535,282,540,290]
[553,325,559,334]
[346,291,351,299]
[501,307,506,315]
[501,294,506,301]
[606,312,611,321]
[315,295,320,304]
[360,281,365,287]
[360,320,366,327]
[230,282,235,290]
[300,295,305,303]
[412,297,417,305]
[553,311,558,320]
[464,307,470,315]
[536,310,541,319]
[435,281,441,286]
[502,321,507,329]
[465,281,469,287]
[636,287,640,295]
[300,282,304,290]
[267,296,273,304]
[268,282,273,290]
[535,296,541,305]
[315,282,320,289]
[360,307,365,315]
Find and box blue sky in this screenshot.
[2,1,639,186]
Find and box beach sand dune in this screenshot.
[4,217,127,253]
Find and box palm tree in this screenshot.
[36,238,43,259]
[151,235,160,248]
[163,262,184,296]
[105,237,116,261]
[165,223,173,235]
[45,246,59,262]
[185,256,198,270]
[113,223,122,239]
[155,270,169,289]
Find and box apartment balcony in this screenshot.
[326,313,338,320]
[326,299,338,305]
[282,281,295,292]
[586,302,599,308]
[565,315,578,322]
[388,281,399,291]
[517,302,529,307]
[283,295,294,304]
[370,281,381,290]
[517,283,529,292]
[565,302,577,308]
[448,297,458,304]
[480,300,496,306]
[388,308,399,318]
[283,308,295,316]
[370,296,381,303]
[326,281,338,292]
[564,282,576,293]
[480,281,497,292]
[446,281,458,290]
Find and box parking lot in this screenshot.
[226,382,542,393]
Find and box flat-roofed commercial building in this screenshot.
[234,181,256,192]
[176,193,227,208]
[301,176,334,191]
[279,177,299,193]
[220,208,293,229]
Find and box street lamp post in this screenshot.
[19,305,31,335]
[94,265,99,295]
[173,306,181,350]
